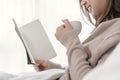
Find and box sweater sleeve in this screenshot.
[59,30,92,80]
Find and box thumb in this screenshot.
[35,59,45,64]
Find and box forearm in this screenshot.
[47,61,65,69]
[60,30,92,80]
[68,37,91,80]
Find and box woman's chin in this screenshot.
[91,13,96,19]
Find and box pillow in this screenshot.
[82,42,120,80]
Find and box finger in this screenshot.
[56,25,65,31]
[34,59,40,63]
[38,64,45,71]
[33,64,40,71]
[34,60,48,69]
[33,64,45,71]
[62,19,72,28]
[55,28,62,40]
[60,24,66,28]
[35,59,45,64]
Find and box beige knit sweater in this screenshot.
[48,18,120,80]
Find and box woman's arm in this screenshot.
[55,19,92,80]
[59,30,92,80]
[33,59,64,71]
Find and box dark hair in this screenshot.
[99,0,120,24]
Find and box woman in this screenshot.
[34,0,120,80]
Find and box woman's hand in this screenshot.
[55,19,73,40]
[33,59,48,71]
[33,59,63,72]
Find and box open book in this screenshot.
[12,19,56,64]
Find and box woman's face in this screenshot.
[81,0,109,20]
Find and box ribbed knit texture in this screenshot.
[46,18,120,80]
[58,18,120,80]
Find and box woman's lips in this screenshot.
[87,6,92,13]
[88,7,91,12]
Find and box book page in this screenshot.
[13,19,35,64]
[19,19,56,63]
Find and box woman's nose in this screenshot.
[81,0,87,6]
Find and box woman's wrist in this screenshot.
[47,61,64,69]
[59,30,78,48]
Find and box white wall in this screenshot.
[0,0,94,74]
[35,0,94,66]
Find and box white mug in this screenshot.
[70,21,82,35]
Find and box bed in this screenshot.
[0,43,120,80]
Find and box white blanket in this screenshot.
[0,43,120,80]
[0,69,65,80]
[0,72,16,80]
